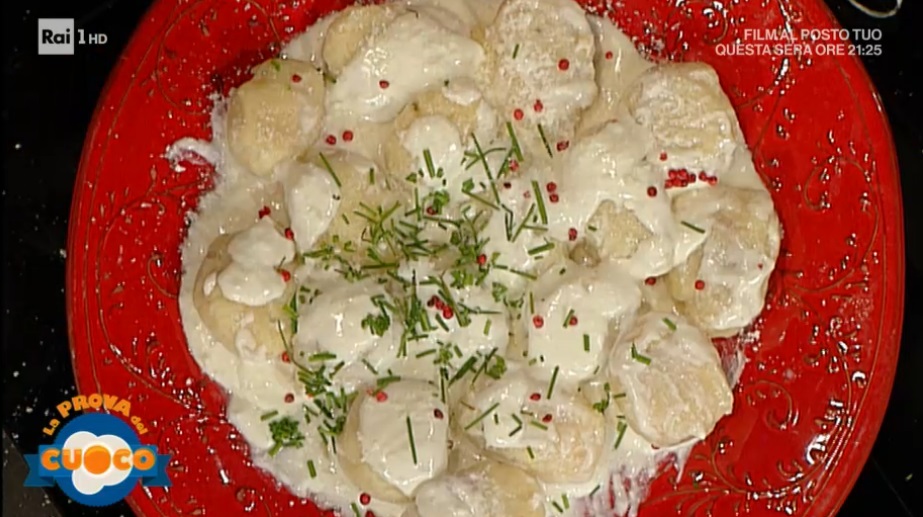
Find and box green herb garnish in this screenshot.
[268,417,304,457]
[361,310,391,337]
[464,402,500,430]
[614,420,628,450]
[546,366,560,399]
[505,122,524,161]
[406,416,418,465]
[318,152,342,188]
[537,124,553,157]
[527,241,555,256]
[630,343,652,365]
[562,308,576,328]
[531,180,548,224]
[662,317,677,331]
[309,352,337,362]
[307,459,317,478]
[681,220,706,234]
[592,383,611,414]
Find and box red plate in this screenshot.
[66,0,905,515]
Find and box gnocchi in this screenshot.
[178,1,781,516]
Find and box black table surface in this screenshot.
[2,0,921,516]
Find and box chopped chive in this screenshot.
[681,220,706,234]
[376,375,402,390]
[562,308,575,328]
[309,352,337,362]
[307,459,317,478]
[450,356,478,385]
[583,334,590,352]
[614,420,628,450]
[368,168,375,184]
[470,134,502,206]
[527,241,555,256]
[662,317,677,331]
[509,413,524,436]
[510,204,536,242]
[526,446,535,459]
[505,122,524,161]
[512,43,521,59]
[361,358,379,374]
[546,366,560,399]
[351,502,361,517]
[612,392,626,399]
[406,416,418,465]
[563,494,570,510]
[496,266,537,280]
[529,420,548,431]
[552,502,564,513]
[439,371,448,403]
[415,348,437,359]
[260,410,279,421]
[462,189,500,209]
[318,152,342,188]
[590,484,602,498]
[631,343,652,365]
[531,180,548,224]
[529,292,535,314]
[435,314,450,331]
[464,402,500,430]
[422,149,438,178]
[537,124,553,158]
[483,319,492,336]
[588,224,598,232]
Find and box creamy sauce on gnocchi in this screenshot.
[173,0,781,516]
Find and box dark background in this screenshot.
[2,0,921,516]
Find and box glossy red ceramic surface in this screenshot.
[66,0,905,515]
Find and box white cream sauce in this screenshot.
[214,217,295,305]
[326,12,485,123]
[358,380,449,496]
[525,263,641,383]
[283,161,340,252]
[174,3,780,517]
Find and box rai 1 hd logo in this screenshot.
[24,393,171,507]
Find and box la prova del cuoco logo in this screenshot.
[24,393,171,507]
